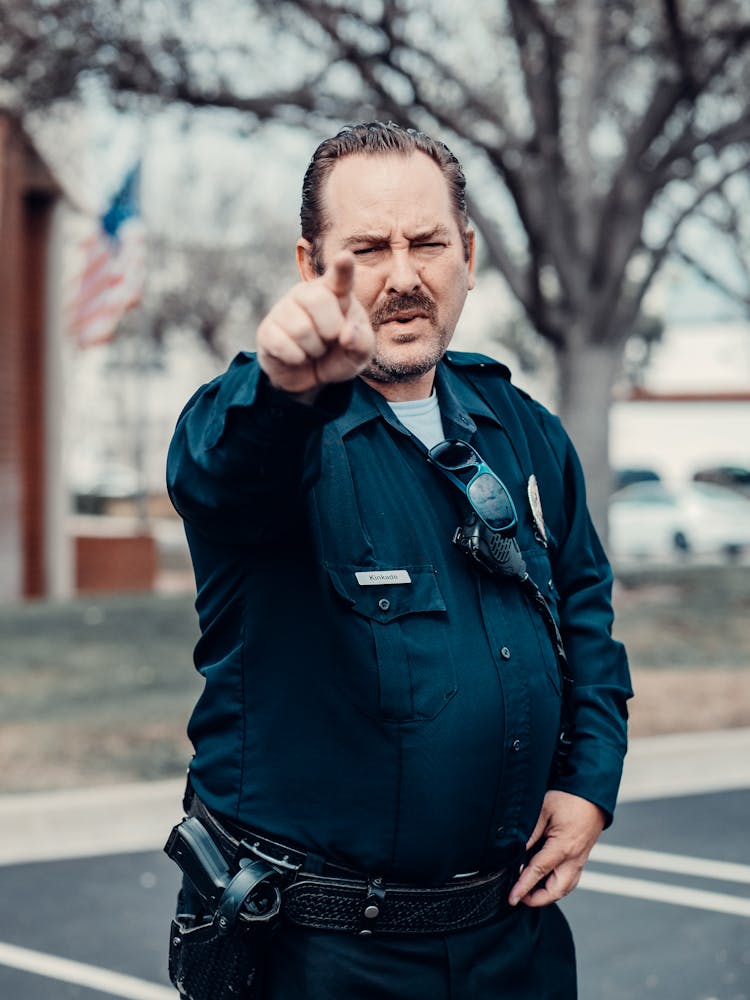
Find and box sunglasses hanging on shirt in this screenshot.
[427,439,526,580]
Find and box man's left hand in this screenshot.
[508,790,605,908]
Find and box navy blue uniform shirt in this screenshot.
[167,351,631,886]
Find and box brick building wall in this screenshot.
[0,114,60,600]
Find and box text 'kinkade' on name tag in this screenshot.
[355,570,412,586]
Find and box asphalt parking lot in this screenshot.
[1,731,749,1000]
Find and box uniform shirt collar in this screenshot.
[434,359,503,440]
[331,357,503,440]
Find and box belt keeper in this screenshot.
[357,877,386,936]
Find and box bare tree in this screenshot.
[2,0,750,530]
[141,236,295,361]
[672,172,750,317]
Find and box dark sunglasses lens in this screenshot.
[468,473,515,531]
[431,441,475,470]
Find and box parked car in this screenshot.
[608,480,750,562]
[73,464,141,514]
[692,465,750,497]
[612,467,661,491]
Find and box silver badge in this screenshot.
[527,474,547,544]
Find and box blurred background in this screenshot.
[2,0,750,607]
[0,0,749,826]
[1,3,750,998]
[1,0,750,787]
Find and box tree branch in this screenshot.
[621,155,750,332]
[712,189,750,291]
[386,42,520,152]
[663,0,699,98]
[571,0,602,254]
[505,0,562,154]
[672,246,750,314]
[655,115,750,187]
[465,193,531,312]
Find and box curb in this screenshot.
[618,726,750,802]
[0,778,184,866]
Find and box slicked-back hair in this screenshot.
[300,121,471,274]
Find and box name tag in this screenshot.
[355,570,412,586]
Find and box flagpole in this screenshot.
[131,127,151,535]
[132,308,151,533]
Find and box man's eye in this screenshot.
[414,242,445,250]
[353,247,383,256]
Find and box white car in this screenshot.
[608,481,750,562]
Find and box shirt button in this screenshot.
[511,739,522,752]
[378,598,390,611]
[500,646,511,660]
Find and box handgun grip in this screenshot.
[164,817,231,909]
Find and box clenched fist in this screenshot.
[256,253,375,399]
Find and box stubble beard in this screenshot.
[363,291,450,385]
[363,335,449,384]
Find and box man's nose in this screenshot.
[387,249,421,294]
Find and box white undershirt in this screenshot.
[388,391,446,450]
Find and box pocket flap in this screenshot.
[325,564,446,622]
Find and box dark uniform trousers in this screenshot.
[261,904,576,999]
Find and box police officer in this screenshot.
[167,122,631,998]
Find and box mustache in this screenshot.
[371,291,437,328]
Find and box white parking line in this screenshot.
[579,871,750,918]
[0,941,174,999]
[590,844,750,885]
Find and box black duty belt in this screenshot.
[186,789,519,936]
[281,868,514,935]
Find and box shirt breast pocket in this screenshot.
[325,563,458,722]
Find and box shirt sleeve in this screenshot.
[166,352,352,544]
[531,405,633,825]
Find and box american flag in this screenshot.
[69,163,146,348]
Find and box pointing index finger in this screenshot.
[322,252,355,308]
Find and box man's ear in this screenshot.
[296,239,317,282]
[466,228,477,291]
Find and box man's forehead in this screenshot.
[322,150,455,222]
[324,150,450,201]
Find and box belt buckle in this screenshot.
[241,838,302,875]
[451,869,481,880]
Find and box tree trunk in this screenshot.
[555,338,623,546]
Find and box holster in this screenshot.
[169,910,272,1000]
[165,816,282,1000]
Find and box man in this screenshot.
[167,122,631,999]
